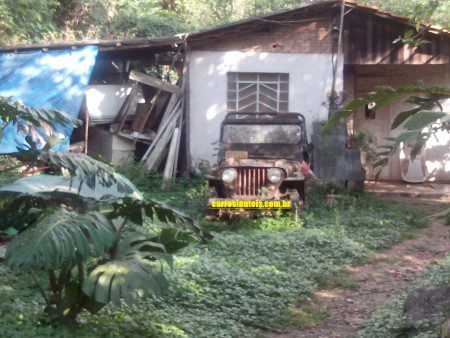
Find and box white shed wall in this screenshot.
[188,51,343,165]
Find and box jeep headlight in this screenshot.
[268,168,283,183]
[221,168,237,183]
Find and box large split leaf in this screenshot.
[5,209,116,271]
[150,228,198,254]
[83,235,170,305]
[0,173,141,202]
[15,148,140,195]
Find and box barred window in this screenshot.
[227,72,289,113]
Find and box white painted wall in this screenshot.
[189,51,343,165]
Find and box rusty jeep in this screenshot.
[206,113,313,211]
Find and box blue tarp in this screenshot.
[0,46,98,153]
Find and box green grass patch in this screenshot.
[0,163,428,337]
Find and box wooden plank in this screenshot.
[159,93,179,128]
[162,126,181,189]
[140,100,182,164]
[129,70,180,94]
[172,118,182,179]
[348,15,356,64]
[429,39,437,64]
[366,16,373,63]
[131,102,151,131]
[142,108,181,170]
[374,20,383,64]
[181,81,190,176]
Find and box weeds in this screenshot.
[359,254,450,338]
[0,161,428,337]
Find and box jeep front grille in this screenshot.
[236,168,267,196]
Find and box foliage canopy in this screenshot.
[1,0,449,45]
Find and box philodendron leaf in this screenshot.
[83,257,168,305]
[83,233,175,305]
[150,228,198,254]
[394,130,422,144]
[5,209,116,271]
[323,83,450,131]
[15,150,140,196]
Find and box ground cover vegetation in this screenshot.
[0,160,427,337]
[1,0,449,45]
[358,253,450,338]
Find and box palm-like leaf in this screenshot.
[402,110,448,130]
[323,84,450,131]
[0,96,77,130]
[5,209,116,271]
[83,235,170,305]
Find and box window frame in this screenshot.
[227,72,289,113]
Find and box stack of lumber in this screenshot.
[111,69,185,185]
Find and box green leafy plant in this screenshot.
[0,96,76,133]
[324,82,450,169]
[0,98,209,324]
[0,175,427,336]
[324,81,450,221]
[3,196,205,324]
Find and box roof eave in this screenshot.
[0,34,187,53]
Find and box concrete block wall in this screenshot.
[312,121,366,182]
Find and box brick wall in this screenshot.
[189,16,334,54]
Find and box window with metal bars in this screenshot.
[227,72,289,113]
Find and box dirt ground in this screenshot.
[270,197,450,338]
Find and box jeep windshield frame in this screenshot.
[218,113,308,161]
[222,124,303,144]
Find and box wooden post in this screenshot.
[182,44,191,177]
[84,104,89,154]
[171,116,183,179]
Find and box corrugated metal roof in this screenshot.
[0,35,187,53]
